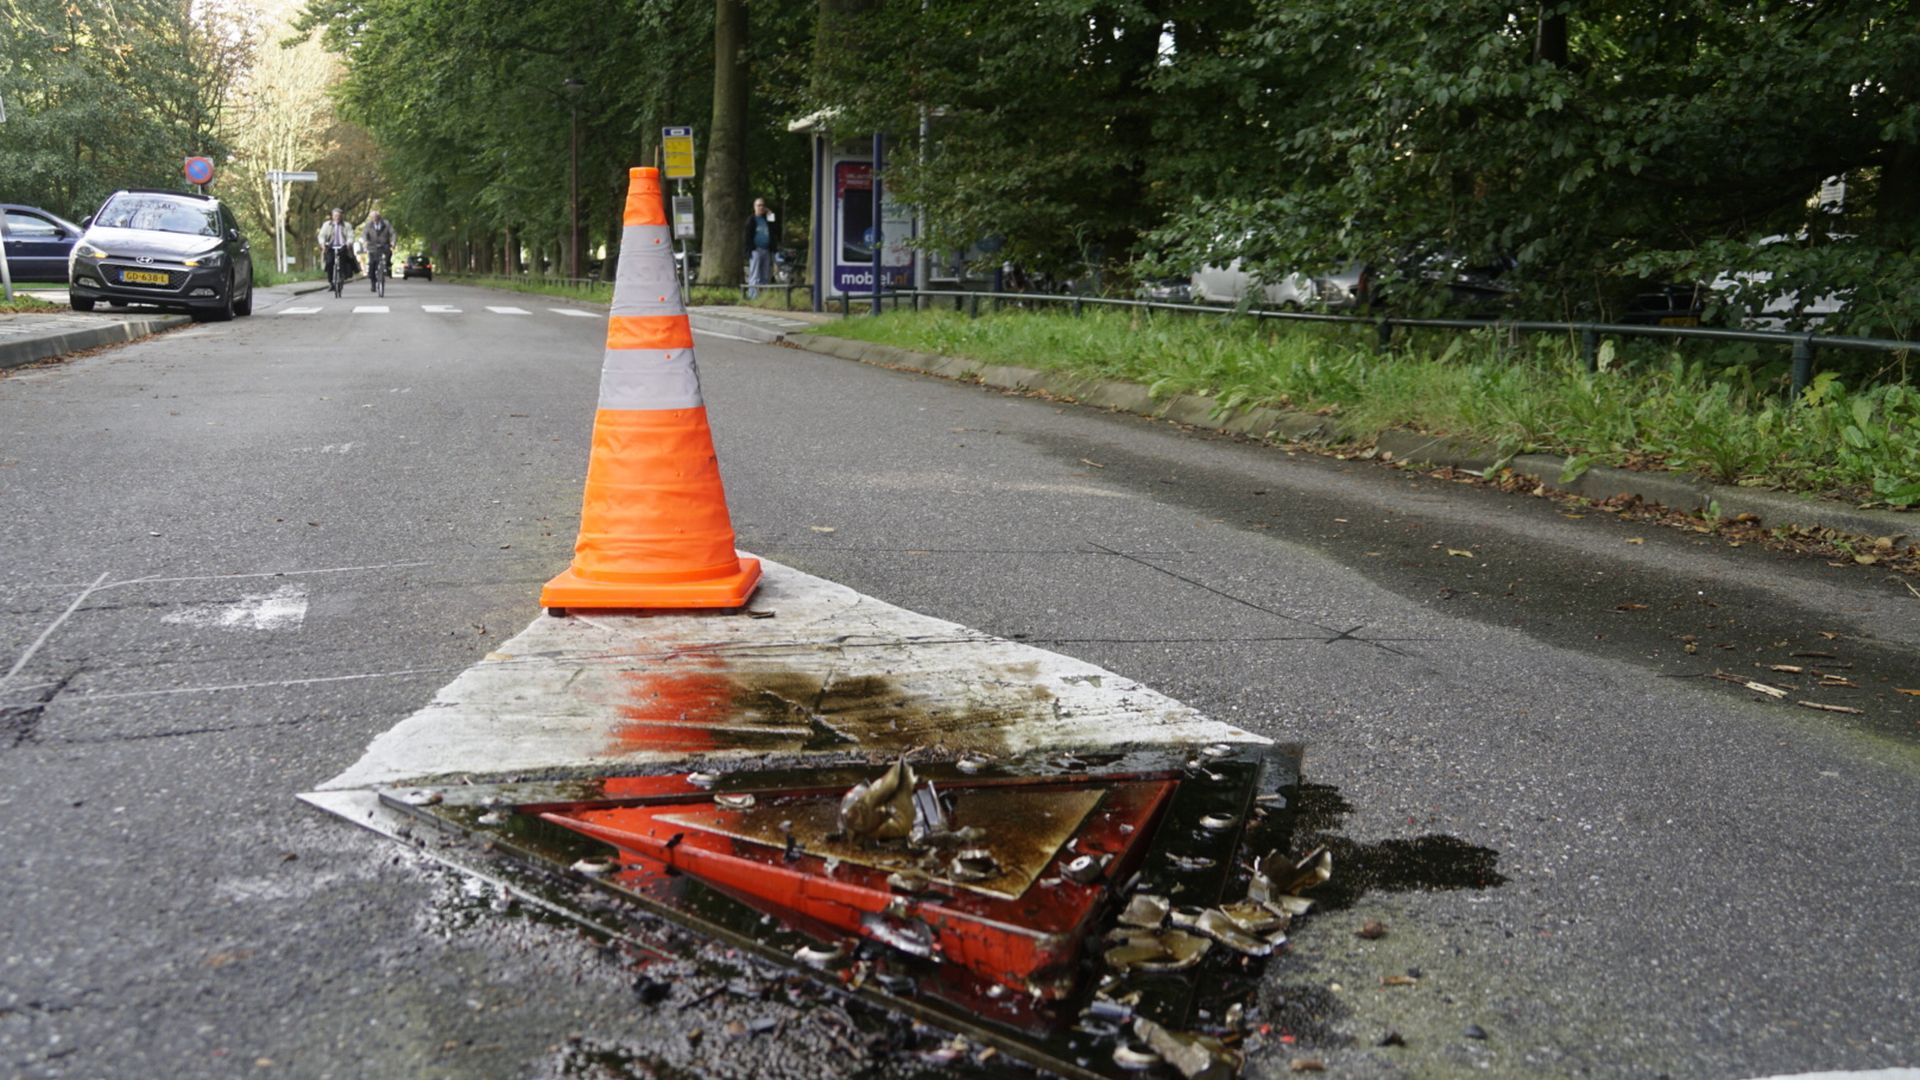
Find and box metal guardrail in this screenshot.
[827,287,1914,398]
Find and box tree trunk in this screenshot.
[1534,4,1569,66]
[504,227,520,275]
[699,0,749,286]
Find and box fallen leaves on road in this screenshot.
[1381,974,1418,987]
[1626,537,1646,545]
[1896,688,1920,697]
[1446,548,1474,558]
[1614,602,1649,611]
[809,525,836,534]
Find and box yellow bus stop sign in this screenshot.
[662,127,696,179]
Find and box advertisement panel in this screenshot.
[831,159,911,294]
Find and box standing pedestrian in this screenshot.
[745,197,778,299]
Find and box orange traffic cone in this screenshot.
[541,167,761,611]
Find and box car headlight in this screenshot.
[74,241,110,259]
[183,251,225,268]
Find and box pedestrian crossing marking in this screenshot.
[354,305,390,314]
[422,305,461,313]
[486,306,530,315]
[278,307,322,315]
[548,308,597,318]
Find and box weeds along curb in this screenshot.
[788,331,1919,552]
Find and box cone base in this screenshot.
[540,557,762,611]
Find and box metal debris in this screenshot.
[794,942,848,967]
[885,869,934,893]
[1113,1041,1160,1071]
[1197,812,1235,832]
[570,856,616,876]
[475,810,507,826]
[1104,928,1212,972]
[1062,853,1109,884]
[1167,853,1216,872]
[1117,893,1170,929]
[956,753,991,774]
[948,849,998,882]
[397,789,443,806]
[859,911,935,958]
[1218,900,1289,935]
[1170,907,1272,956]
[687,771,720,787]
[714,793,756,810]
[910,782,949,841]
[838,758,917,841]
[1132,1016,1242,1080]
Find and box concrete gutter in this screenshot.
[0,313,191,372]
[785,331,1919,548]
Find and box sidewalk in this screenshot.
[0,307,191,371]
[687,304,831,344]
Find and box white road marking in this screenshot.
[162,584,309,631]
[692,329,759,342]
[278,307,322,315]
[0,571,111,695]
[548,308,598,318]
[422,304,461,313]
[1743,1072,1920,1080]
[317,556,1265,790]
[486,306,530,315]
[290,443,355,454]
[353,305,389,314]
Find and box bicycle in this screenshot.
[367,249,390,297]
[326,244,349,298]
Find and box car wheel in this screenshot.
[71,296,96,312]
[196,273,237,322]
[234,276,253,317]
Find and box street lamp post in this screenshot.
[563,77,585,280]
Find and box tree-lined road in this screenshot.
[2,283,1916,1078]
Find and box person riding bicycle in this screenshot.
[317,208,357,284]
[362,209,396,291]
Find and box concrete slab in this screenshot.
[316,556,1264,792]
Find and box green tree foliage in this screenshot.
[293,0,814,278]
[813,1,1920,332]
[1,0,256,221]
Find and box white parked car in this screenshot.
[1708,234,1851,330]
[1190,258,1370,310]
[1190,258,1317,307]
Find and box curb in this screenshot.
[0,314,192,372]
[786,333,1919,548]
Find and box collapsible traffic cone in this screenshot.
[541,167,761,610]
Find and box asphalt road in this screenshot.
[1,282,1915,1079]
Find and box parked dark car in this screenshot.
[68,189,253,321]
[2,204,86,282]
[1620,282,1708,326]
[402,252,433,280]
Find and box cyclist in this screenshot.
[362,209,396,293]
[317,208,357,293]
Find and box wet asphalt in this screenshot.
[1,282,1916,1079]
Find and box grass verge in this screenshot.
[0,294,63,314]
[813,306,1920,508]
[446,274,614,304]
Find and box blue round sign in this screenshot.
[183,156,214,185]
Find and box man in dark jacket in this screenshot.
[745,197,778,298]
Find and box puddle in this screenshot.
[1277,784,1508,911]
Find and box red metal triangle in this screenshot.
[542,775,1176,995]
